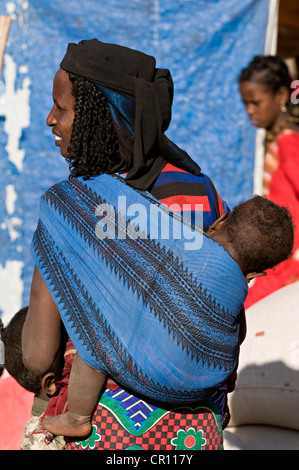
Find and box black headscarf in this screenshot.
[60,39,200,190]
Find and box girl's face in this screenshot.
[239,80,286,130]
[46,68,76,158]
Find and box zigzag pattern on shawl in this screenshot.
[40,178,238,368]
[32,220,220,403]
[31,221,100,362]
[39,178,238,369]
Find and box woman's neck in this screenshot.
[265,112,294,143]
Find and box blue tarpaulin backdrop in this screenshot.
[0,0,270,320]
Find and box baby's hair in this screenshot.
[0,307,46,394]
[226,195,294,274]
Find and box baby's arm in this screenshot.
[22,265,62,376]
[227,307,246,393]
[238,307,247,345]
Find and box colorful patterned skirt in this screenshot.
[65,383,226,451]
[42,339,227,451]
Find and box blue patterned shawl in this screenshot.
[31,174,248,404]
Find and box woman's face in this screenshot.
[239,81,284,130]
[46,68,76,157]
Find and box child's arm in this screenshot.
[227,307,246,393]
[22,265,62,376]
[239,306,247,345]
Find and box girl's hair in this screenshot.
[238,55,292,95]
[67,74,121,179]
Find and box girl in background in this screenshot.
[239,55,299,308]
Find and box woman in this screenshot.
[239,55,299,308]
[22,39,236,450]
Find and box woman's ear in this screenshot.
[206,211,229,236]
[276,86,290,107]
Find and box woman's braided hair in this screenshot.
[67,73,121,179]
[238,55,292,94]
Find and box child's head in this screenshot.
[0,306,56,400]
[208,195,294,281]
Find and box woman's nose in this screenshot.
[46,106,56,127]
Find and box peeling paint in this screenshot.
[0,260,24,325]
[5,184,17,215]
[1,186,22,243]
[0,54,31,172]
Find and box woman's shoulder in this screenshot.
[154,163,215,185]
[278,126,299,140]
[152,163,229,220]
[42,176,92,196]
[41,179,71,199]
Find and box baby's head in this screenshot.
[0,306,56,400]
[208,195,294,282]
